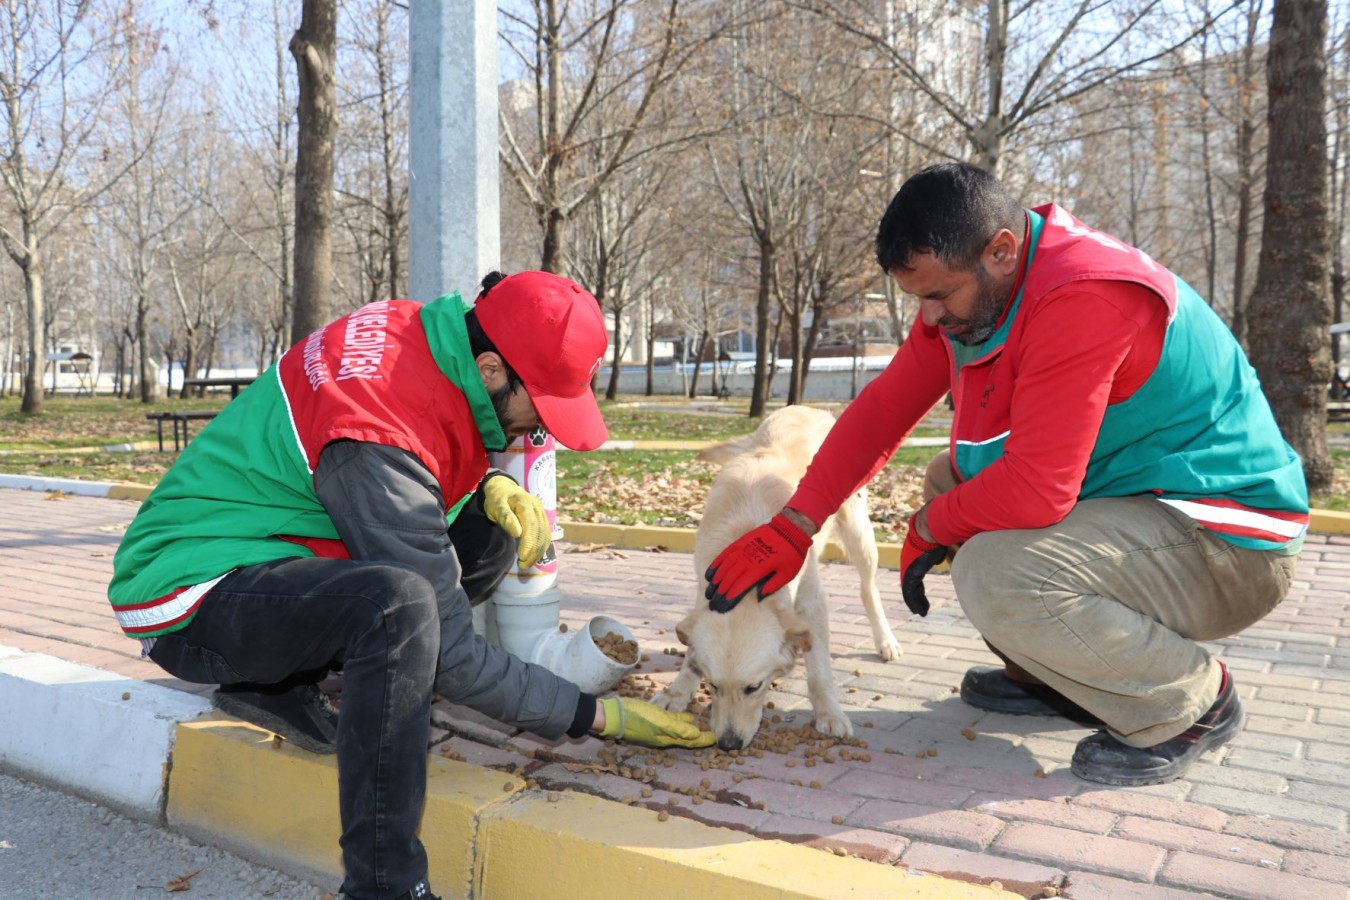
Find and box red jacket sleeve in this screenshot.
[787,318,951,527]
[924,282,1166,546]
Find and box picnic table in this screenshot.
[183,376,256,399]
[145,410,219,452]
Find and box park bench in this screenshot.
[145,410,218,452]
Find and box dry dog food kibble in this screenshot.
[596,632,639,665]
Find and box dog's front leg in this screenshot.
[653,659,702,713]
[797,564,853,739]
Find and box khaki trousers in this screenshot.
[924,452,1298,747]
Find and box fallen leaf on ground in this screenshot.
[165,869,201,892]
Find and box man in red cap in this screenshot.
[108,271,711,900]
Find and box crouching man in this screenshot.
[109,271,712,900]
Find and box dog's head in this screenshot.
[676,596,811,751]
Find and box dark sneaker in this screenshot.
[960,666,1103,726]
[339,880,439,900]
[211,682,339,754]
[1070,663,1243,786]
[396,879,439,900]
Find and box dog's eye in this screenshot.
[744,683,762,695]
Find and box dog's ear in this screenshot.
[675,611,697,646]
[776,607,812,655]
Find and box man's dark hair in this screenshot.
[465,270,522,391]
[875,163,1024,273]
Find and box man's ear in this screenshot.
[984,228,1019,276]
[476,351,506,391]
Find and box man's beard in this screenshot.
[488,380,513,437]
[945,265,1010,346]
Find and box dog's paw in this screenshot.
[875,638,902,662]
[812,708,853,739]
[651,690,693,713]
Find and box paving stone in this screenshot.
[1223,817,1350,856]
[1281,849,1350,885]
[1110,816,1284,867]
[1072,791,1228,830]
[847,798,1006,851]
[901,842,1064,897]
[991,822,1165,881]
[757,814,910,863]
[1158,850,1348,899]
[1180,758,1288,793]
[1187,784,1348,830]
[1060,872,1211,900]
[965,794,1115,834]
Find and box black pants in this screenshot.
[149,507,514,899]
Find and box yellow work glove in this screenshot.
[598,697,715,749]
[482,475,551,569]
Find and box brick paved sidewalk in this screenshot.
[1,487,1347,899]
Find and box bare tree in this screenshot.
[498,0,722,274]
[806,0,1235,176]
[0,0,128,413]
[101,6,182,402]
[1247,0,1333,495]
[700,4,869,416]
[290,0,336,337]
[335,0,407,307]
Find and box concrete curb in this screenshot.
[0,647,210,820]
[166,717,1018,898]
[0,644,1016,898]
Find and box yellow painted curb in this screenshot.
[563,508,1350,566]
[477,791,1019,899]
[562,521,698,554]
[562,521,901,568]
[167,716,344,886]
[106,482,153,501]
[166,715,1018,899]
[1310,508,1350,535]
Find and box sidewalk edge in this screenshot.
[166,716,1022,899]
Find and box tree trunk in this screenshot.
[20,241,43,414]
[605,303,623,401]
[1230,4,1262,345]
[688,329,707,398]
[749,238,775,417]
[290,0,337,339]
[1246,0,1333,495]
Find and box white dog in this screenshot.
[655,405,900,751]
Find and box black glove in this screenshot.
[899,521,946,617]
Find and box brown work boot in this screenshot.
[1070,662,1243,786]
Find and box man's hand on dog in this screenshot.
[703,511,815,613]
[596,697,715,748]
[900,507,946,617]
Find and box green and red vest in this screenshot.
[108,293,503,638]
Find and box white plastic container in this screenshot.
[481,429,638,694]
[489,578,636,694]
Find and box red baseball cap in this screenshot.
[473,271,609,451]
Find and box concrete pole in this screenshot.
[408,0,500,302]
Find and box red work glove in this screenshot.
[900,520,946,617]
[703,513,813,613]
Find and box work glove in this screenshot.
[899,519,947,617]
[598,696,715,749]
[482,475,551,569]
[703,513,813,613]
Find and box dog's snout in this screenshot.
[716,732,744,752]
